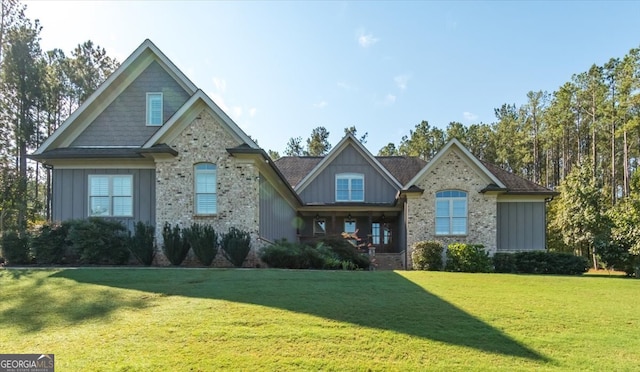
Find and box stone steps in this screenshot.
[371,252,405,270]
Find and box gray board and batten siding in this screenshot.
[71,61,191,147]
[259,175,297,242]
[52,168,155,230]
[496,201,546,252]
[298,145,398,204]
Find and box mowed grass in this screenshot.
[1,269,638,371]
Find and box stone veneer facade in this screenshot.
[405,148,498,269]
[154,109,261,267]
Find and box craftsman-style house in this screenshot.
[30,40,557,269]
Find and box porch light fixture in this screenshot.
[347,213,352,220]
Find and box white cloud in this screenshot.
[213,77,227,93]
[209,77,258,123]
[383,94,396,105]
[357,29,379,47]
[463,111,479,122]
[210,92,231,114]
[394,74,410,90]
[313,100,328,109]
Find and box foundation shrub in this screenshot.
[162,223,190,266]
[221,227,251,267]
[129,221,156,266]
[411,240,444,271]
[184,223,219,266]
[445,243,492,273]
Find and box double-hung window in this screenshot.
[89,175,133,217]
[195,163,217,215]
[435,190,467,235]
[335,173,364,202]
[146,92,163,126]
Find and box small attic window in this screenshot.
[146,92,163,126]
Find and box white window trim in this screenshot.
[335,173,365,202]
[194,163,217,215]
[435,190,468,236]
[88,174,134,217]
[146,92,163,126]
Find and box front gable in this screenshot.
[296,135,401,204]
[34,39,198,154]
[404,139,505,191]
[71,61,191,147]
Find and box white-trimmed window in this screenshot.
[195,163,217,215]
[435,190,467,235]
[89,175,133,217]
[336,173,364,202]
[146,92,163,125]
[313,218,326,235]
[372,222,392,245]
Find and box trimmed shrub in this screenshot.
[411,240,444,271]
[260,240,332,269]
[31,222,70,264]
[221,227,251,267]
[1,231,30,265]
[129,221,156,266]
[492,251,589,275]
[162,223,190,266]
[445,243,492,273]
[317,237,370,269]
[184,223,218,266]
[514,251,588,275]
[67,218,130,264]
[492,252,517,273]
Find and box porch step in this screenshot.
[372,253,404,270]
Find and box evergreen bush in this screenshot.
[445,243,492,273]
[492,251,589,275]
[67,218,130,264]
[317,237,370,270]
[411,240,444,270]
[221,227,251,267]
[492,252,517,273]
[259,240,330,269]
[129,221,156,266]
[161,223,190,266]
[1,231,30,265]
[514,251,588,275]
[184,223,218,266]
[31,222,70,264]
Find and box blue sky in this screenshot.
[25,1,640,155]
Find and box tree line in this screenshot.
[0,0,118,233]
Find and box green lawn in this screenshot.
[1,269,638,371]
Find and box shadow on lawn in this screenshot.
[51,268,548,362]
[1,269,148,333]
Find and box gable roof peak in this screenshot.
[34,38,198,154]
[403,138,505,190]
[293,132,402,192]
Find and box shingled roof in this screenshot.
[480,161,557,194]
[274,155,427,189]
[274,155,555,195]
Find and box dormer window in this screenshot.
[146,92,163,126]
[336,173,364,202]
